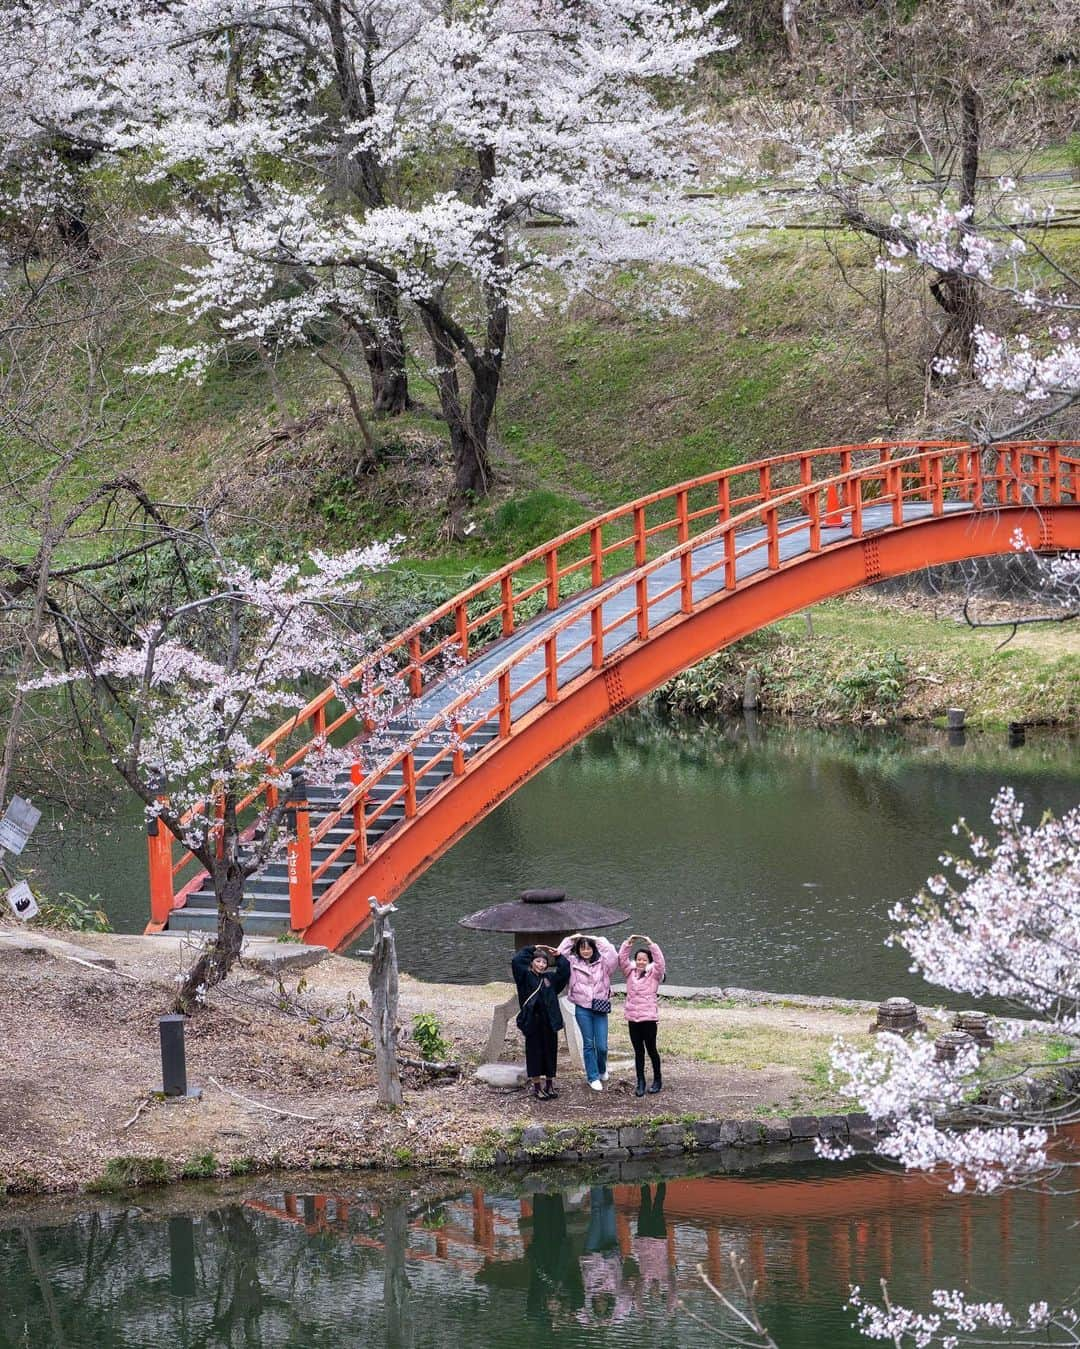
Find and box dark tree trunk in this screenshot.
[420,311,494,533]
[173,860,246,1014]
[930,81,982,370]
[367,281,410,416]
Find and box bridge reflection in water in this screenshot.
[241,1162,1076,1338]
[4,1159,1078,1347]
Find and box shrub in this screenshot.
[412,1011,451,1062]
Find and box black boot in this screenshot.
[647,1066,662,1094]
[635,1073,646,1098]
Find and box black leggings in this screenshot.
[524,1021,558,1080]
[628,1020,660,1077]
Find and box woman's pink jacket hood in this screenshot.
[556,934,619,1009]
[618,939,666,1021]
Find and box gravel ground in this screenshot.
[0,928,874,1195]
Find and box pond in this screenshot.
[2,1152,1077,1347]
[22,713,1080,1003]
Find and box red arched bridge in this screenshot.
[147,440,1080,949]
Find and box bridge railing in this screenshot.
[149,441,1079,927]
[301,441,1079,933]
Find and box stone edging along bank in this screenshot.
[465,1110,883,1169]
[465,1063,1080,1169]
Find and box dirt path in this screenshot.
[0,929,896,1194]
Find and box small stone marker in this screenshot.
[5,880,38,922]
[935,1029,976,1063]
[952,1010,993,1046]
[869,997,926,1036]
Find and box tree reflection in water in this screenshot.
[1,1163,1079,1348]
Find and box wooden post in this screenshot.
[147,801,175,926]
[545,549,560,608]
[350,761,367,866]
[369,899,403,1107]
[286,772,314,931]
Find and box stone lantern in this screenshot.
[460,888,629,1069]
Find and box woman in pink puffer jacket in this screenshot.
[556,933,619,1090]
[618,934,666,1097]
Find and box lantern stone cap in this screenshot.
[459,888,629,934]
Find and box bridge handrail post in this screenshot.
[545,549,560,609]
[498,671,511,737]
[545,635,558,701]
[1010,446,1023,505]
[765,505,780,570]
[455,602,469,662]
[724,526,737,590]
[636,575,649,639]
[717,476,730,525]
[633,505,646,566]
[798,454,812,516]
[808,489,822,552]
[590,524,602,585]
[676,489,690,544]
[286,771,314,931]
[971,447,985,510]
[408,635,423,697]
[1048,444,1061,505]
[500,575,514,636]
[451,721,465,776]
[931,454,945,516]
[147,793,175,925]
[757,463,771,505]
[350,760,368,866]
[850,474,864,537]
[839,449,853,512]
[403,751,417,818]
[591,604,604,667]
[888,464,903,527]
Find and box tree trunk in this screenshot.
[930,81,982,370]
[420,312,493,533]
[781,0,801,61]
[173,860,246,1014]
[369,900,403,1106]
[366,281,409,416]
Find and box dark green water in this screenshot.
[21,714,1080,1001]
[2,1155,1078,1347]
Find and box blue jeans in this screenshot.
[575,1005,609,1083]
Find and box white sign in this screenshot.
[6,881,38,922]
[0,796,41,856]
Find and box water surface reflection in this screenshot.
[3,1156,1079,1347]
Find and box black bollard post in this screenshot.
[160,1014,189,1096]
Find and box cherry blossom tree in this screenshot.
[22,527,407,1012]
[0,0,756,528]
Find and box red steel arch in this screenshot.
[146,442,1080,950]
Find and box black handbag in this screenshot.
[591,997,611,1015]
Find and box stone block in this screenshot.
[689,1120,724,1147]
[652,1124,685,1148]
[474,1064,527,1090]
[591,1128,622,1153]
[736,1120,765,1146]
[763,1122,792,1144]
[629,1143,684,1158]
[521,1126,547,1149]
[787,1115,821,1139]
[618,1125,648,1149]
[845,1112,874,1135]
[819,1115,850,1139]
[599,1147,630,1161]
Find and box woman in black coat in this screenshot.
[512,944,571,1100]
